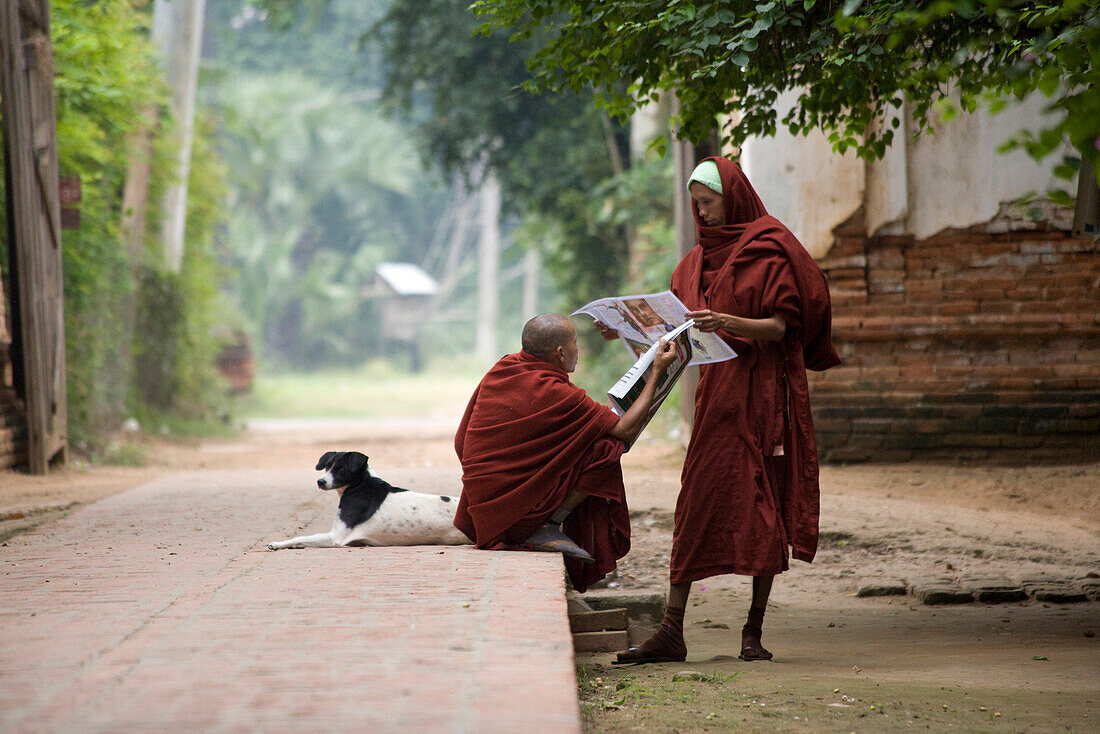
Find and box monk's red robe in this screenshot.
[669,157,839,584]
[453,350,630,591]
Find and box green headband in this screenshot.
[687,160,722,194]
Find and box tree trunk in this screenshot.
[476,169,500,365]
[151,0,207,272]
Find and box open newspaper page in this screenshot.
[572,290,736,366]
[606,322,694,437]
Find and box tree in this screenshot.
[4,0,229,451]
[472,0,1100,180]
[369,0,635,307]
[211,69,445,366]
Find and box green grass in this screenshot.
[242,358,484,420]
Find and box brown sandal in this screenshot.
[613,606,687,665]
[739,623,773,661]
[613,644,686,665]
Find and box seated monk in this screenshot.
[453,313,677,592]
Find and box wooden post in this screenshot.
[0,0,69,473]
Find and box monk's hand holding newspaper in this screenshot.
[651,338,678,373]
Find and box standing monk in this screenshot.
[611,157,840,663]
[454,313,677,592]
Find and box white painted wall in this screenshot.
[903,93,1066,239]
[740,90,1069,252]
[741,92,864,258]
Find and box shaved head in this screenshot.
[522,314,576,362]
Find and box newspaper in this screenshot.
[606,321,693,423]
[572,290,737,366]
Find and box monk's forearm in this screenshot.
[720,314,786,342]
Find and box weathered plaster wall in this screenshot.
[741,91,1069,245]
[904,93,1064,239]
[737,93,1098,462]
[741,91,864,258]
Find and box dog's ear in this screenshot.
[344,451,369,476]
[316,451,340,471]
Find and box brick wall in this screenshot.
[810,209,1100,463]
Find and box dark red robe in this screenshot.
[669,157,840,583]
[453,350,630,591]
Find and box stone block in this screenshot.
[572,630,629,653]
[582,590,666,625]
[1023,582,1088,604]
[569,608,628,633]
[1077,578,1100,602]
[960,576,1027,604]
[911,579,973,606]
[856,579,908,598]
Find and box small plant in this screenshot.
[100,441,147,468]
[698,670,739,684]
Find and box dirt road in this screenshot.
[3,424,1098,732]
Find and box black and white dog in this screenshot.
[268,451,471,549]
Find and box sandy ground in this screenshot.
[2,424,1098,732]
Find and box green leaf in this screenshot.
[1038,71,1060,97]
[1048,189,1074,205]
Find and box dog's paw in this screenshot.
[267,543,281,551]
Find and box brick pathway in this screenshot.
[0,468,581,733]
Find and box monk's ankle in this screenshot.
[642,605,687,657]
[741,605,773,660]
[663,604,686,632]
[744,605,767,634]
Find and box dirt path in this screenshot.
[586,444,1100,732]
[2,426,1098,732]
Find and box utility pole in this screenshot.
[151,0,207,272]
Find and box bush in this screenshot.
[2,0,234,456]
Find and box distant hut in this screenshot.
[362,263,438,372]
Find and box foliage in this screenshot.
[205,0,455,368]
[243,359,482,419]
[207,68,446,367]
[238,0,651,359]
[40,0,161,450]
[170,111,233,420]
[1,0,233,455]
[130,110,230,420]
[369,0,634,305]
[133,266,185,410]
[471,0,1100,179]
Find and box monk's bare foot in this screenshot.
[739,624,773,661]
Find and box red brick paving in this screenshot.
[0,469,581,733]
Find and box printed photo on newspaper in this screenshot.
[605,321,694,429]
[571,290,737,366]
